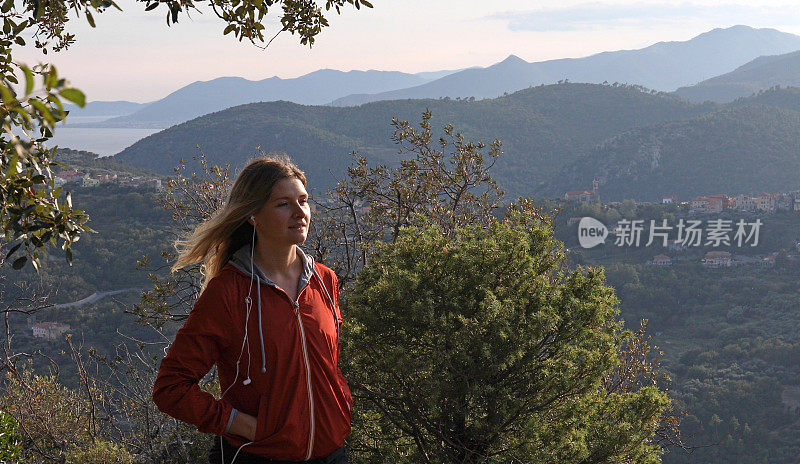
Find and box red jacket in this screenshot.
[153,246,352,461]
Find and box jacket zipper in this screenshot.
[256,273,316,460]
[293,293,315,460]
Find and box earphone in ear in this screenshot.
[250,215,255,222]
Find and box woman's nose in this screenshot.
[292,202,307,217]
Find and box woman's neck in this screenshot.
[253,242,299,278]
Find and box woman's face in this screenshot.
[251,177,311,247]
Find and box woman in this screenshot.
[153,156,352,464]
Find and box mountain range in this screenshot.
[64,101,147,118]
[329,26,800,107]
[76,25,800,129]
[73,68,463,128]
[675,50,800,102]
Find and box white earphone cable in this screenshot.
[219,218,259,464]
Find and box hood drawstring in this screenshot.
[256,277,266,373]
[313,269,340,351]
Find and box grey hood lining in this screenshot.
[229,243,315,292]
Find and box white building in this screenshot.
[703,251,732,268]
[32,322,70,340]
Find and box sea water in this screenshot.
[45,116,161,156]
[48,127,160,157]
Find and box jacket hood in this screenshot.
[229,244,316,291]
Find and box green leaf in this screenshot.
[44,66,58,88]
[22,65,33,95]
[59,88,85,107]
[4,242,21,259]
[11,256,26,270]
[0,84,14,104]
[47,93,64,112]
[6,153,18,176]
[13,19,28,35]
[12,107,31,125]
[49,106,65,122]
[29,99,52,122]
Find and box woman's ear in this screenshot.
[249,215,256,226]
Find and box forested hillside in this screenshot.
[115,83,711,197]
[546,102,800,201]
[544,200,800,463]
[116,81,800,202]
[675,50,800,103]
[729,85,800,111]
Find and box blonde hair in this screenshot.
[173,155,307,288]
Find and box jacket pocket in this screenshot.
[254,395,273,441]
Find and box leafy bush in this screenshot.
[343,209,669,463]
[0,410,22,463]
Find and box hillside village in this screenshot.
[54,168,162,190]
[565,178,800,214]
[564,179,800,270]
[683,192,800,214]
[646,249,779,268]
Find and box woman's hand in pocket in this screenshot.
[228,411,257,441]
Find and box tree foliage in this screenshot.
[310,110,503,285]
[341,209,670,463]
[133,153,231,326]
[2,367,98,463]
[0,409,22,462]
[0,63,90,270]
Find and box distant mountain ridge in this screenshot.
[79,68,463,128]
[330,26,800,106]
[65,101,147,118]
[674,50,800,102]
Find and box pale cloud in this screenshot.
[490,3,800,31]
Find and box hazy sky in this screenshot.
[13,0,800,102]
